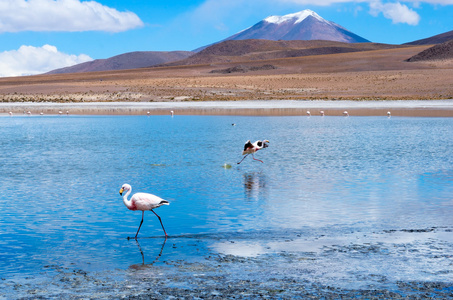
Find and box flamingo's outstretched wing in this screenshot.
[243,140,253,153]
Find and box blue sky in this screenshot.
[0,0,451,77]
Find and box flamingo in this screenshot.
[170,110,174,117]
[320,110,325,116]
[237,140,269,164]
[387,111,391,117]
[306,111,311,116]
[343,111,349,117]
[119,184,169,239]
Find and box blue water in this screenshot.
[1,115,453,295]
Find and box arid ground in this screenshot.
[0,45,452,115]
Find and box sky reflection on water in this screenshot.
[0,115,452,289]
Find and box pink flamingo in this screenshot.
[237,140,269,164]
[119,184,169,239]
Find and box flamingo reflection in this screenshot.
[129,239,167,269]
[244,172,267,200]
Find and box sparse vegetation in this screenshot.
[0,43,452,106]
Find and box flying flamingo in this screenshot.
[237,140,269,164]
[119,184,169,239]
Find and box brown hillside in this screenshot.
[47,51,194,74]
[405,30,453,45]
[0,44,451,102]
[163,39,407,66]
[407,40,453,62]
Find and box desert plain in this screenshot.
[0,44,452,116]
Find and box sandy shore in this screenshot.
[2,100,453,117]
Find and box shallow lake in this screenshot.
[1,115,452,298]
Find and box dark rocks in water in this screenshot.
[210,64,277,74]
[406,40,453,62]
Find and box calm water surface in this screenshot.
[1,115,452,296]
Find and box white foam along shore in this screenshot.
[1,100,453,116]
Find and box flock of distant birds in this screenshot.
[8,110,70,116]
[6,108,392,239]
[7,109,394,118]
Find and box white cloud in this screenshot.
[282,0,453,4]
[0,45,92,77]
[0,0,144,33]
[405,0,453,3]
[370,1,421,25]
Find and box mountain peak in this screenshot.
[194,9,370,51]
[264,9,326,25]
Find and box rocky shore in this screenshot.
[3,227,453,299]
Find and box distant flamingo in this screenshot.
[9,112,12,116]
[320,111,325,116]
[170,110,174,117]
[343,111,349,117]
[387,111,391,117]
[237,140,269,164]
[306,111,311,116]
[119,184,169,239]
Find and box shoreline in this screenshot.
[2,100,453,117]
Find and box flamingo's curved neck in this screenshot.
[122,189,133,209]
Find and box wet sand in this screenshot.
[2,100,453,117]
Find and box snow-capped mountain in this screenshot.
[225,9,370,43]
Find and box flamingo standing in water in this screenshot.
[119,184,169,239]
[237,140,269,164]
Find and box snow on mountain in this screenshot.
[264,9,326,25]
[224,9,370,44]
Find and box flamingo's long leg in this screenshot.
[237,154,249,164]
[134,211,145,239]
[151,209,168,238]
[252,154,263,163]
